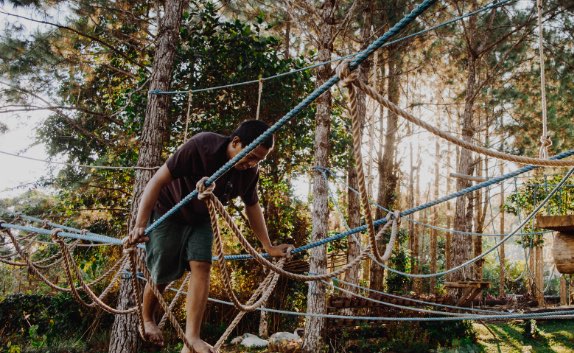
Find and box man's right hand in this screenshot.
[128,226,149,245]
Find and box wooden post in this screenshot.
[536,240,545,306]
[560,276,567,306]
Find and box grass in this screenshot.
[470,320,574,353]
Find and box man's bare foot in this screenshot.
[141,321,164,346]
[181,338,217,353]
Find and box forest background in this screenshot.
[1,0,574,352]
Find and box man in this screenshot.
[129,120,291,353]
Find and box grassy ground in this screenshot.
[5,320,573,352]
[214,320,574,353]
[469,320,574,353]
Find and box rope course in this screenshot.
[317,166,552,238]
[3,0,574,348]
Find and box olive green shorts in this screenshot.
[145,216,213,284]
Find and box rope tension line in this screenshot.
[145,0,439,235]
[3,149,573,262]
[149,0,514,96]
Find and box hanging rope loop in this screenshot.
[196,176,215,200]
[539,135,552,159]
[336,59,360,87]
[50,228,64,243]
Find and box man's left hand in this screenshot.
[266,244,293,257]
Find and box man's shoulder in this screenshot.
[189,132,229,154]
[190,132,227,143]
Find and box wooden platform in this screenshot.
[536,215,574,233]
[444,281,490,306]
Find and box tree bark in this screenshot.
[302,2,335,351]
[430,133,440,293]
[448,32,478,292]
[499,163,506,298]
[371,48,400,292]
[108,0,187,351]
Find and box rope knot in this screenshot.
[196,177,216,201]
[539,135,552,159]
[335,60,359,87]
[50,228,64,243]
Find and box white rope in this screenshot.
[537,0,551,158]
[256,77,263,120]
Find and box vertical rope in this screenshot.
[183,90,193,143]
[256,77,263,120]
[537,0,551,158]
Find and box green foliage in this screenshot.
[505,174,574,247]
[385,229,412,293]
[0,293,112,351]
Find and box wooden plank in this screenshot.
[536,215,574,233]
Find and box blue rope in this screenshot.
[145,0,439,235]
[316,166,551,238]
[4,149,573,262]
[290,150,574,255]
[150,0,513,95]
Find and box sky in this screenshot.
[0,4,66,198]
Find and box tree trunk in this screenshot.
[371,49,400,292]
[499,163,506,298]
[412,150,422,293]
[473,157,483,280]
[430,134,440,293]
[108,0,187,351]
[448,45,477,291]
[302,2,335,351]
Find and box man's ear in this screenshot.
[231,136,243,148]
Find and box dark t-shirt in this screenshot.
[155,132,259,225]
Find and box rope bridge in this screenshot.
[2,0,574,350]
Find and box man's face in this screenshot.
[229,136,271,170]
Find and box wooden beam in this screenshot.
[449,172,489,182]
[536,215,574,233]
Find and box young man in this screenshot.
[129,120,291,353]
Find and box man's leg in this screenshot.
[182,260,216,353]
[142,282,167,345]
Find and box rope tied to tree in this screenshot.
[337,59,403,265]
[536,0,550,159]
[335,59,360,87]
[183,90,193,143]
[256,77,263,120]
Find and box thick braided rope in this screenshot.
[158,273,190,329]
[183,91,193,143]
[52,229,98,309]
[53,229,139,314]
[214,270,278,350]
[214,195,396,281]
[338,61,396,264]
[196,177,285,310]
[352,78,573,167]
[0,241,71,268]
[1,227,72,292]
[536,0,551,158]
[139,264,194,351]
[125,247,146,336]
[53,229,134,312]
[208,197,284,311]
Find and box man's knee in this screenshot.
[190,260,211,274]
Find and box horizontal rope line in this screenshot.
[0,150,159,170]
[150,0,514,96]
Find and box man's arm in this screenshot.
[128,164,173,244]
[245,202,292,257]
